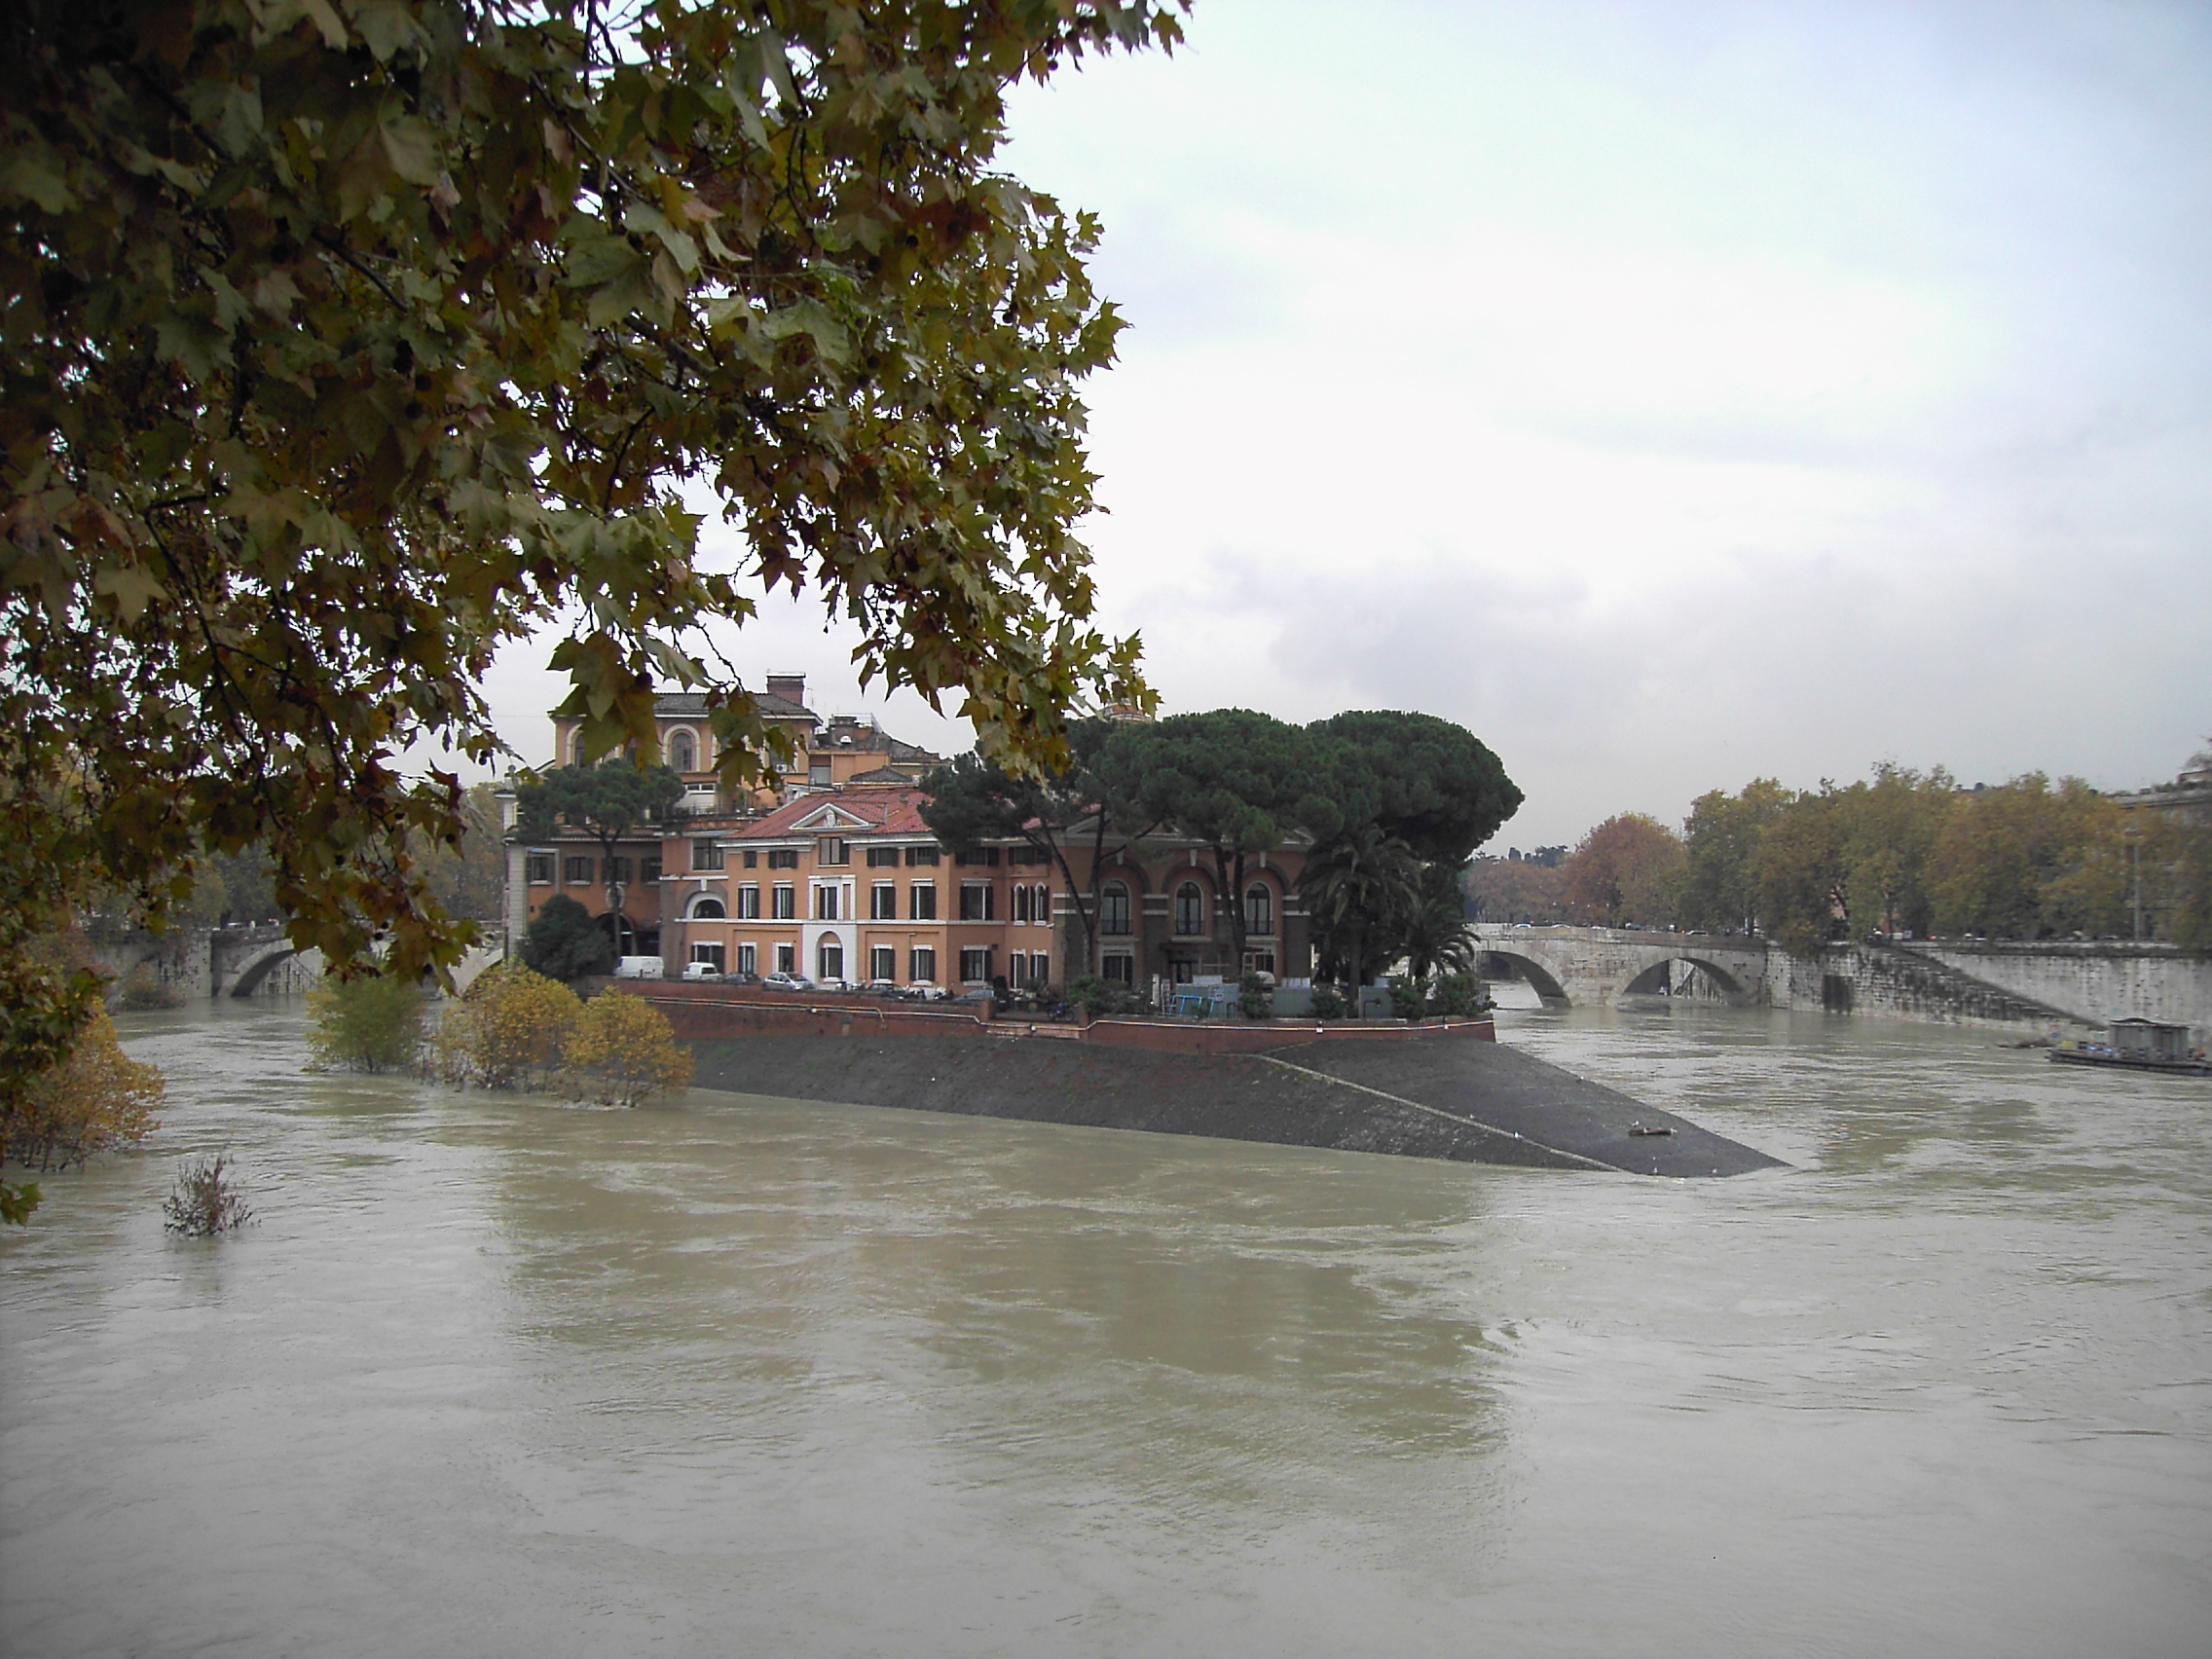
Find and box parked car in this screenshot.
[861,979,900,997]
[614,956,664,979]
[814,977,853,994]
[903,980,948,1001]
[761,972,813,992]
[680,960,723,981]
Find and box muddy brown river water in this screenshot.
[3,996,2208,1657]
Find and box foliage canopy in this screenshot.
[1,0,1177,1113]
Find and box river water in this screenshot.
[3,997,2208,1657]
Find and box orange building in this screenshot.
[504,680,1315,997]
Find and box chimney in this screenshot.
[764,673,807,709]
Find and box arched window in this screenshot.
[688,896,725,920]
[669,729,697,771]
[1244,883,1272,936]
[1175,882,1205,936]
[1100,882,1131,936]
[1013,885,1031,924]
[570,728,589,766]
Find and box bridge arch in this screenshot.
[1621,955,1748,1001]
[226,944,298,998]
[1479,949,1570,1008]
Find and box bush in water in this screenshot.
[434,963,581,1091]
[562,992,691,1108]
[7,1008,163,1173]
[163,1151,252,1235]
[306,971,427,1074]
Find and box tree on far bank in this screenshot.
[1563,815,1684,928]
[523,896,616,983]
[2,0,1179,1124]
[920,720,1159,977]
[1103,711,1330,975]
[1677,780,1794,934]
[515,762,682,919]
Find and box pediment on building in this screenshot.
[790,803,870,832]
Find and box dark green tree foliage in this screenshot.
[920,719,1150,976]
[0,0,1177,1119]
[1300,822,1420,989]
[1308,711,1522,865]
[523,894,614,982]
[1399,863,1479,980]
[1677,780,1794,934]
[1105,710,1329,971]
[515,760,682,912]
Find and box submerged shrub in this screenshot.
[163,1152,253,1235]
[7,1008,164,1172]
[561,992,691,1108]
[306,971,427,1073]
[119,960,185,1010]
[434,962,581,1090]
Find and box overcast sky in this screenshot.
[485,0,2211,852]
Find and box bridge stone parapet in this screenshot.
[1471,924,2206,1036]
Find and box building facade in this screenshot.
[504,682,1314,995]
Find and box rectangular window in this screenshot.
[819,836,848,866]
[909,946,936,984]
[960,947,992,983]
[775,942,794,975]
[690,942,724,971]
[526,853,554,885]
[818,940,843,981]
[959,882,993,922]
[910,882,937,921]
[871,883,897,920]
[866,845,901,867]
[1244,950,1277,977]
[641,857,662,884]
[605,856,632,886]
[905,845,940,866]
[737,884,759,919]
[565,856,594,886]
[1030,952,1050,986]
[870,946,897,982]
[772,884,795,919]
[767,848,798,869]
[809,762,832,786]
[693,838,724,871]
[954,847,1003,867]
[736,943,756,977]
[1103,954,1134,984]
[814,885,839,921]
[743,849,758,867]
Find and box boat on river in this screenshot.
[2048,1017,2211,1077]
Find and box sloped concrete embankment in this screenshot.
[681,1026,1784,1178]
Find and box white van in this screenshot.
[614,956,664,979]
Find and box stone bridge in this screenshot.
[1470,924,1777,1009]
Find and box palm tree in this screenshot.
[1300,824,1420,991]
[1401,863,1477,981]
